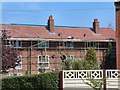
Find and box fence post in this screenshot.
[103,69,106,90]
[60,71,63,90]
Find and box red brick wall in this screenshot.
[116,7,120,69]
[6,48,108,75]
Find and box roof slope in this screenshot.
[0,24,115,41]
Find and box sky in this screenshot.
[1,2,116,29]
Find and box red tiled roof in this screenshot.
[0,24,115,41]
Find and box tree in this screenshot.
[83,47,102,90]
[72,60,83,70]
[61,59,73,70]
[1,45,20,73]
[83,47,99,70]
[62,47,99,70]
[103,42,116,69]
[62,47,103,90]
[1,30,20,73]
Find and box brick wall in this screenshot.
[115,4,120,69]
[6,48,109,76]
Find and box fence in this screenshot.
[61,70,120,90]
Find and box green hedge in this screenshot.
[2,71,60,90]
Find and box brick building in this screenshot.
[1,15,116,76]
[115,0,120,69]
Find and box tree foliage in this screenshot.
[62,47,99,70]
[2,71,60,90]
[72,60,83,70]
[107,42,113,56]
[83,47,102,90]
[62,47,102,90]
[61,59,73,70]
[83,47,99,70]
[2,45,20,73]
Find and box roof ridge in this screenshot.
[9,23,46,26]
[54,26,92,28]
[1,24,92,28]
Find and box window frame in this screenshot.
[67,55,75,60]
[15,55,22,70]
[9,73,22,76]
[38,55,49,69]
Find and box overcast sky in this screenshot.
[1,2,116,29]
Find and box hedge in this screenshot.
[2,71,60,90]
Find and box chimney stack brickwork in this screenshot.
[93,19,99,34]
[115,1,120,69]
[48,15,54,33]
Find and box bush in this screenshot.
[1,71,60,90]
[72,60,83,70]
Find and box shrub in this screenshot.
[1,71,60,90]
[83,47,99,70]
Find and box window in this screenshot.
[15,55,22,69]
[22,41,31,47]
[88,42,96,48]
[38,41,49,48]
[67,55,75,60]
[9,73,22,76]
[65,41,74,48]
[10,40,22,48]
[60,54,75,61]
[38,55,49,69]
[49,41,57,48]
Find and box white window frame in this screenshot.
[9,73,22,76]
[38,55,49,69]
[60,54,75,61]
[66,55,75,60]
[15,55,22,69]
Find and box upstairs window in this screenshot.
[38,41,49,48]
[38,55,49,69]
[49,41,58,48]
[10,40,22,48]
[88,42,96,48]
[22,41,31,47]
[65,41,74,48]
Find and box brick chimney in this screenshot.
[93,19,99,34]
[115,0,120,69]
[47,15,54,33]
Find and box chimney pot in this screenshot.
[94,19,98,22]
[49,15,53,19]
